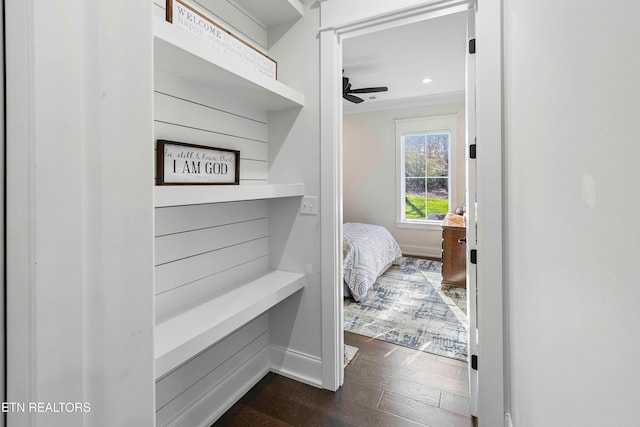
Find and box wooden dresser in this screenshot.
[441,213,467,289]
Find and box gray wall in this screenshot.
[503,0,640,425]
[343,102,466,258]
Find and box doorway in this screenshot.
[319,1,505,424]
[340,8,474,414]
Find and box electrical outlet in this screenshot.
[300,196,318,215]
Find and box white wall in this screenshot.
[267,1,323,380]
[321,0,433,27]
[343,102,466,258]
[6,1,155,426]
[504,1,640,425]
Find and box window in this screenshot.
[396,115,458,226]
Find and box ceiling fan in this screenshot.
[342,75,388,104]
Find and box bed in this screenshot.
[343,222,403,301]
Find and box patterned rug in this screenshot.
[344,257,468,361]
[344,344,359,367]
[440,283,467,317]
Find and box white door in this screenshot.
[465,9,479,417]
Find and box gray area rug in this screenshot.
[344,344,358,367]
[344,257,468,361]
[440,282,467,317]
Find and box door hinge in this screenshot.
[470,249,477,264]
[469,144,476,159]
[469,38,476,54]
[471,355,478,370]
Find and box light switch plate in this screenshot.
[300,196,318,215]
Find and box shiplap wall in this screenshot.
[155,315,269,425]
[153,3,272,422]
[154,72,269,185]
[154,200,269,320]
[152,0,268,52]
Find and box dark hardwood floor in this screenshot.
[214,332,474,426]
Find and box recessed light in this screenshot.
[422,78,432,84]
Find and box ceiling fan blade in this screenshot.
[341,74,387,103]
[348,86,388,94]
[343,93,364,104]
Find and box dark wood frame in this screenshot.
[440,213,467,290]
[165,0,277,79]
[156,140,240,186]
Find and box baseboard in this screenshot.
[269,344,323,388]
[160,344,322,426]
[400,244,442,259]
[166,347,270,427]
[505,412,514,427]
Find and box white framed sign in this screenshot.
[166,0,277,80]
[156,140,240,185]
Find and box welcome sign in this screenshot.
[156,140,239,185]
[166,0,277,80]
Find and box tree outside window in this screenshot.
[403,133,450,221]
[396,115,457,226]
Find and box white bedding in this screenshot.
[343,223,402,301]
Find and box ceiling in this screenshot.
[342,12,467,114]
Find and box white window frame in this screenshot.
[395,115,458,229]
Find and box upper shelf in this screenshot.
[155,183,305,207]
[233,0,303,27]
[153,16,304,111]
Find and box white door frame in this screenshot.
[473,0,506,424]
[0,4,5,427]
[319,1,505,425]
[465,10,479,416]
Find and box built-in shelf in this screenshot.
[233,0,303,27]
[155,183,304,207]
[155,270,305,379]
[153,16,304,111]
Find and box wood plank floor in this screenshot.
[214,332,475,426]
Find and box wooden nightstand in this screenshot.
[441,213,467,289]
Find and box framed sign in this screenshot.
[165,0,277,80]
[156,140,240,185]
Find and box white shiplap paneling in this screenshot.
[155,256,268,320]
[156,218,267,265]
[154,121,267,161]
[152,0,268,51]
[155,316,269,426]
[155,200,267,236]
[161,346,270,427]
[155,71,267,124]
[156,315,267,407]
[155,236,268,295]
[154,71,268,185]
[152,4,275,421]
[155,92,267,143]
[195,0,268,50]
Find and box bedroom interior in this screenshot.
[340,7,474,417]
[343,13,467,354]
